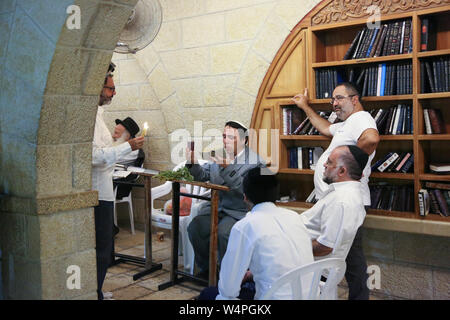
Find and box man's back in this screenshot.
[218,202,314,300]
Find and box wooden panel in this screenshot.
[267,30,307,98]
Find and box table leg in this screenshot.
[170,182,180,282]
[209,189,219,287]
[144,176,152,267]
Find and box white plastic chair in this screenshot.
[151,160,210,274]
[260,258,346,300]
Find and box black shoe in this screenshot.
[195,270,209,281]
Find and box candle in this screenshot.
[142,122,148,137]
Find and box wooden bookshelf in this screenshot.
[251,1,450,232]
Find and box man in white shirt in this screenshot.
[92,63,144,300]
[293,83,379,299]
[197,167,314,300]
[301,145,368,278]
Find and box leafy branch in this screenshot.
[154,167,194,182]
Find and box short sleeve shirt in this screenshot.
[314,111,377,205]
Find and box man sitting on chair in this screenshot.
[301,145,369,261]
[198,167,314,300]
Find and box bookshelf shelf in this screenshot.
[278,168,315,175]
[370,172,415,180]
[418,134,450,141]
[417,48,450,58]
[280,135,330,141]
[380,135,414,141]
[312,54,413,68]
[419,174,450,181]
[251,2,450,232]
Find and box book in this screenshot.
[418,189,430,216]
[374,23,389,57]
[425,182,450,191]
[421,18,429,51]
[429,190,442,215]
[369,24,385,57]
[344,30,362,60]
[429,163,450,174]
[352,28,367,59]
[378,152,400,172]
[297,147,303,169]
[395,152,412,172]
[366,28,379,57]
[427,108,446,134]
[423,109,433,134]
[400,156,414,173]
[292,117,310,135]
[433,189,450,217]
[424,61,436,93]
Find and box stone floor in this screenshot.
[104,227,384,300]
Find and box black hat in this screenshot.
[115,117,140,138]
[347,145,369,171]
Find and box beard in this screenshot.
[99,93,112,106]
[322,175,334,184]
[112,134,128,146]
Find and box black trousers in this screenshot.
[94,201,114,300]
[344,225,370,300]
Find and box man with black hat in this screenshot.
[301,145,369,266]
[293,83,380,300]
[112,117,143,165]
[185,120,265,279]
[92,63,145,300]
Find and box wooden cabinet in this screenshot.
[250,0,450,233]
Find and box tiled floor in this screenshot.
[104,228,382,300]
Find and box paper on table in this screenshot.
[127,166,159,175]
[113,170,131,178]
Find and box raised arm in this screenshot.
[292,88,332,137]
[357,128,380,155]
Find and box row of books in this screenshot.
[371,151,414,173]
[282,108,338,135]
[418,182,450,217]
[370,104,413,135]
[423,108,446,134]
[344,19,413,60]
[420,57,450,93]
[369,183,414,212]
[288,147,324,170]
[315,68,342,99]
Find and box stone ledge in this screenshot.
[0,191,98,215]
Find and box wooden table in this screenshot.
[158,179,229,289]
[112,168,163,281]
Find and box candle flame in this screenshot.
[142,122,148,137]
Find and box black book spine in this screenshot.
[432,60,440,92]
[344,30,362,60]
[444,58,449,92]
[362,67,369,97]
[390,64,397,95]
[425,61,435,93]
[421,18,429,51]
[315,70,320,99]
[402,20,412,54]
[374,24,389,57]
[357,28,373,58]
[352,28,366,59]
[384,64,391,95]
[390,21,400,55]
[420,61,426,93]
[382,23,393,56]
[400,156,414,173]
[384,107,395,135]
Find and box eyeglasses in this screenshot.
[103,85,116,92]
[329,94,355,104]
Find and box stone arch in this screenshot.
[1,0,138,299]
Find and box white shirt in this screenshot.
[314,111,377,205]
[92,106,132,201]
[217,202,314,300]
[301,181,366,261]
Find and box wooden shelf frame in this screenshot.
[250,2,450,232]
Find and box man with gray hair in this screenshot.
[301,145,368,264]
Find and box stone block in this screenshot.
[72,143,92,191]
[118,58,147,85]
[35,191,98,215]
[0,0,16,13]
[1,135,36,197]
[230,89,255,125]
[38,211,77,259]
[147,63,174,102]
[362,228,395,261]
[6,5,55,92]
[432,268,450,300]
[83,3,134,50]
[160,47,209,79]
[0,13,12,60]
[0,212,27,258]
[183,106,233,134]
[238,51,269,96]
[151,20,182,51]
[147,137,171,163]
[108,84,140,111]
[45,47,111,96]
[393,232,450,269]
[41,249,97,299]
[73,208,96,252]
[36,145,72,197]
[211,42,250,74]
[160,94,184,133]
[275,0,317,30]
[253,14,289,63]
[159,0,204,21]
[18,0,74,44]
[368,259,434,299]
[135,44,159,76]
[225,4,273,41]
[182,14,225,48]
[172,78,204,108]
[139,84,161,110]
[206,0,270,13]
[4,255,42,299]
[202,74,237,107]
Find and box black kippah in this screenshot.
[347,145,369,171]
